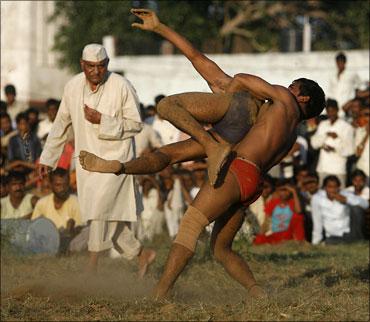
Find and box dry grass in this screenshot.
[1,234,369,321]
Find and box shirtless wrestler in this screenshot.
[79,9,263,186]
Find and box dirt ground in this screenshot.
[1,234,369,321]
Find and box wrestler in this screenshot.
[79,9,263,186]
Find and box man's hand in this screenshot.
[323,144,335,152]
[84,105,101,124]
[326,132,338,139]
[38,163,52,179]
[131,8,160,31]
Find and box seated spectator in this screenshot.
[298,172,320,242]
[26,107,40,135]
[0,171,38,219]
[311,175,369,245]
[0,112,17,155]
[254,179,305,245]
[311,99,355,188]
[8,112,42,164]
[345,169,369,200]
[37,98,60,143]
[31,168,84,253]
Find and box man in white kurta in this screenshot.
[38,44,155,275]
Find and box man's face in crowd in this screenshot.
[276,186,291,202]
[352,175,365,192]
[17,119,29,135]
[336,59,346,73]
[262,181,273,199]
[326,106,338,123]
[51,175,70,200]
[324,180,340,200]
[80,58,109,86]
[5,93,15,105]
[0,116,12,133]
[47,105,58,122]
[8,178,25,199]
[28,112,39,126]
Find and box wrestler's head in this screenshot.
[80,44,109,86]
[288,78,326,120]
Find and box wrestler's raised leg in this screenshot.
[153,169,241,298]
[210,207,267,299]
[156,93,233,185]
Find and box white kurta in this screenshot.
[40,72,143,222]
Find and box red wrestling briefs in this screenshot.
[229,157,263,206]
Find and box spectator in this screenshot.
[0,112,17,155]
[311,175,369,245]
[254,179,305,244]
[144,104,156,125]
[134,122,162,156]
[7,112,42,164]
[26,107,40,135]
[3,84,27,124]
[0,100,7,114]
[354,105,369,179]
[1,175,9,198]
[327,52,363,117]
[37,98,60,142]
[0,171,38,219]
[311,99,355,187]
[345,170,369,201]
[31,168,83,252]
[136,175,164,242]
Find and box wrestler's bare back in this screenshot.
[234,88,300,172]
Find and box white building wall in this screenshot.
[1,1,369,105]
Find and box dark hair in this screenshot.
[326,99,339,110]
[351,169,366,181]
[4,84,16,96]
[155,94,165,105]
[49,167,69,181]
[7,171,26,183]
[0,112,11,122]
[336,52,347,63]
[26,107,39,117]
[1,175,9,186]
[15,112,28,124]
[323,175,340,187]
[307,172,319,182]
[295,78,326,119]
[46,98,60,109]
[0,100,7,113]
[275,178,292,188]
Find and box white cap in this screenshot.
[82,44,108,62]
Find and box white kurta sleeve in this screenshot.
[311,194,324,245]
[98,81,143,140]
[40,93,72,168]
[311,123,327,149]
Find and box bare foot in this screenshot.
[138,248,156,279]
[79,150,122,174]
[206,143,232,186]
[248,284,268,300]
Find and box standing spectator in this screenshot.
[37,98,60,143]
[254,179,305,245]
[311,99,355,187]
[0,100,7,114]
[38,44,155,275]
[354,106,369,179]
[311,175,369,245]
[0,112,17,155]
[327,52,363,118]
[26,107,40,135]
[8,112,42,164]
[3,84,27,124]
[0,171,38,219]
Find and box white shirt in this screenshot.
[37,118,54,140]
[327,69,363,116]
[311,118,355,175]
[1,194,34,219]
[40,72,143,222]
[311,189,369,244]
[345,186,370,201]
[134,123,162,156]
[152,116,180,146]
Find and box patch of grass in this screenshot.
[1,236,369,321]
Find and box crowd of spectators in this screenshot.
[1,52,369,256]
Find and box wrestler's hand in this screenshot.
[131,8,160,32]
[84,104,102,124]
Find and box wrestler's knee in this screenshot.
[156,96,176,119]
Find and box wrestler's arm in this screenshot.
[232,73,285,101]
[131,8,232,93]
